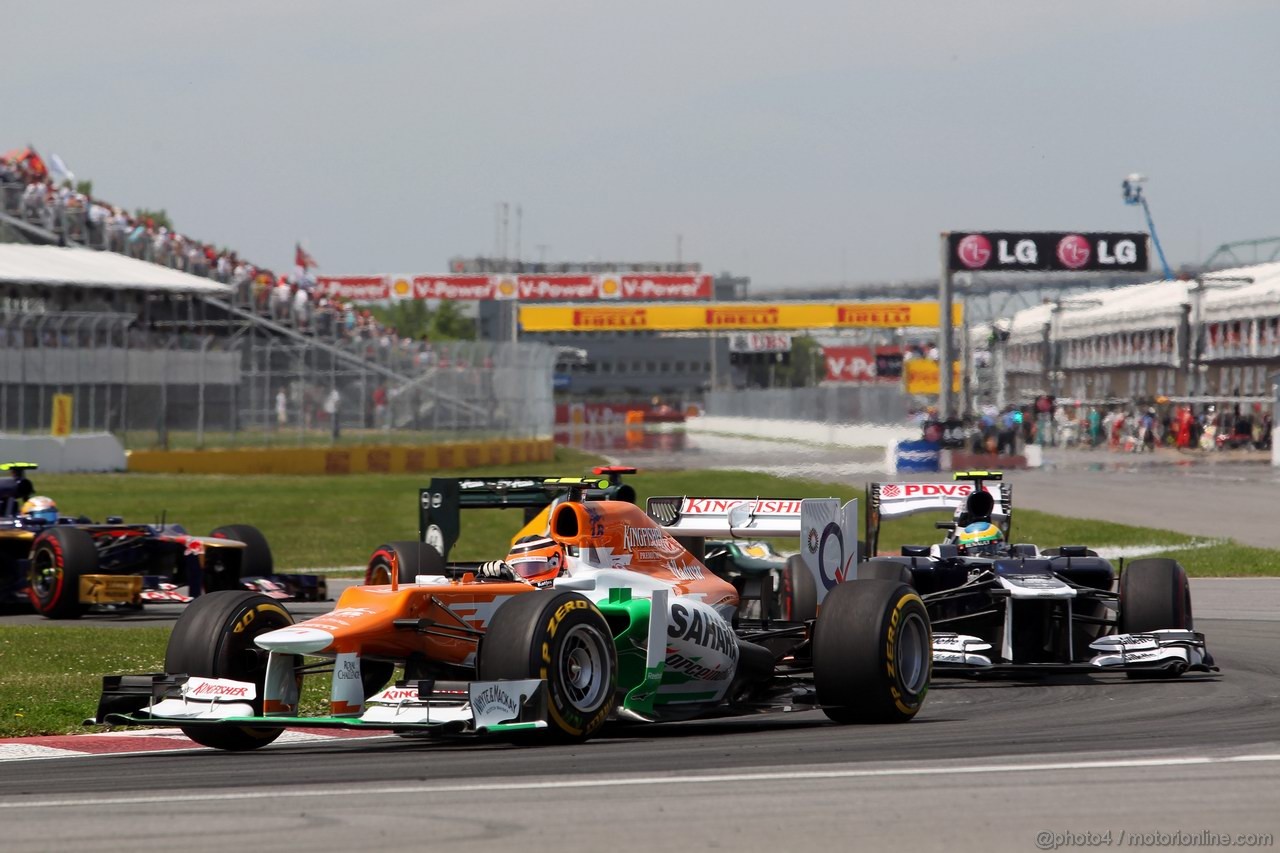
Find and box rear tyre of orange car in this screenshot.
[364,541,443,586]
[1119,558,1192,679]
[165,590,296,751]
[813,579,931,724]
[780,555,817,622]
[208,524,273,591]
[479,591,616,742]
[28,527,98,619]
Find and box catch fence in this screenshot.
[0,312,556,449]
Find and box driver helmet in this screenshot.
[21,496,58,525]
[956,521,1003,557]
[504,535,565,586]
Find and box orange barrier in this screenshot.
[126,438,556,475]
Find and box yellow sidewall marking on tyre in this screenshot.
[885,592,928,716]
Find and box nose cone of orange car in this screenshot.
[255,625,336,655]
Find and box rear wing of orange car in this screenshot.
[646,495,859,606]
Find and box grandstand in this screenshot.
[0,163,554,448]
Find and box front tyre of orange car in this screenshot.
[479,590,617,742]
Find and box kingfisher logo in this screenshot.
[705,307,779,327]
[188,681,250,699]
[956,234,992,269]
[681,498,803,515]
[1056,234,1091,270]
[572,308,647,329]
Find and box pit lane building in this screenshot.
[989,261,1280,406]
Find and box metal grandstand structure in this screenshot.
[0,247,555,448]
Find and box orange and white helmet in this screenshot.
[504,535,565,586]
[21,496,57,524]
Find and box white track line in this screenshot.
[3,752,1278,809]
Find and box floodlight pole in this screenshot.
[938,233,955,419]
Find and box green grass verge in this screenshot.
[3,456,1278,738]
[0,628,340,738]
[29,456,1280,575]
[0,627,168,737]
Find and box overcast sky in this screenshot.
[8,1,1278,289]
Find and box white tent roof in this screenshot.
[0,245,231,295]
[1005,261,1280,345]
[1201,262,1280,324]
[1007,301,1055,345]
[1053,278,1191,342]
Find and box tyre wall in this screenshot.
[126,437,555,475]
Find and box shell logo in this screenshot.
[600,277,620,297]
[497,277,517,298]
[392,278,411,298]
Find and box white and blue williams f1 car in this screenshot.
[859,472,1216,677]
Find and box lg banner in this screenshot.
[947,232,1149,273]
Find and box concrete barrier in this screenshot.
[0,433,127,472]
[126,438,556,475]
[687,415,918,448]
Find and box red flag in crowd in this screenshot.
[295,242,318,270]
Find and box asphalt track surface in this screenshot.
[3,443,1278,852]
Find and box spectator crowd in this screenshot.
[2,147,442,372]
[935,401,1274,457]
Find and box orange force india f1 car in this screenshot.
[98,478,931,750]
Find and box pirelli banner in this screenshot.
[518,301,962,332]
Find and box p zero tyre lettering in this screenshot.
[165,591,295,751]
[813,580,931,724]
[479,591,616,743]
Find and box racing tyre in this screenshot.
[1120,558,1192,633]
[1119,558,1193,680]
[165,590,295,751]
[28,527,98,619]
[365,542,444,586]
[813,579,931,724]
[780,555,817,622]
[479,590,616,742]
[208,524,274,591]
[856,559,914,586]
